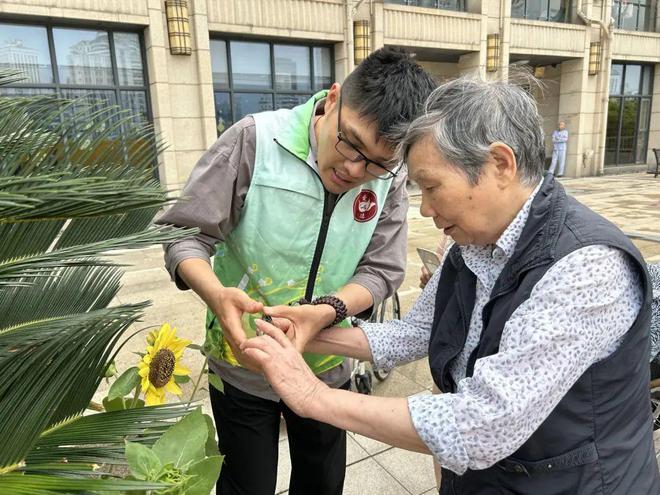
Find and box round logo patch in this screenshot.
[353,190,378,223]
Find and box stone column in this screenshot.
[144,0,215,191]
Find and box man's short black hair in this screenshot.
[341,47,436,143]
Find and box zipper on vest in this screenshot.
[273,138,339,301]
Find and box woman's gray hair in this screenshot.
[399,76,546,186]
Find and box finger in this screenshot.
[242,347,271,366]
[255,319,293,348]
[240,295,264,314]
[270,317,292,332]
[241,334,279,353]
[263,304,295,319]
[222,316,247,346]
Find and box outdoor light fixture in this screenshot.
[165,0,192,55]
[588,42,601,75]
[486,34,500,73]
[354,20,371,65]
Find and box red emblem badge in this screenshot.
[353,190,378,223]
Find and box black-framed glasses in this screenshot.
[335,95,399,180]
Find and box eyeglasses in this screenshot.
[335,95,399,180]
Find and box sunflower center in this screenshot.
[149,349,176,388]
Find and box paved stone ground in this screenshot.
[94,173,660,494]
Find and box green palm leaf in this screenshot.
[0,70,202,492]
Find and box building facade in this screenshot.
[0,0,658,188]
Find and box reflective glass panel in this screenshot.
[620,4,639,30]
[275,94,310,109]
[635,131,648,163]
[274,45,311,91]
[610,64,624,95]
[612,2,621,26]
[54,28,113,86]
[210,40,229,88]
[548,0,565,21]
[641,66,653,95]
[0,24,53,84]
[61,88,119,136]
[230,41,271,89]
[511,0,526,18]
[114,32,144,86]
[618,97,639,163]
[233,93,273,121]
[624,64,641,95]
[214,92,232,134]
[526,0,548,20]
[120,90,149,125]
[605,98,620,165]
[638,5,647,31]
[0,87,55,96]
[313,47,332,90]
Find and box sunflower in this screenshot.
[138,323,191,406]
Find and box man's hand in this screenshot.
[241,318,328,417]
[419,266,432,289]
[263,303,335,353]
[209,287,264,371]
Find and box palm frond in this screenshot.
[0,69,200,492]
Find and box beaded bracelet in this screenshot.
[293,295,348,327]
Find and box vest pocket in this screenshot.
[497,442,598,475]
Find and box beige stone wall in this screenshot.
[0,0,149,24]
[418,61,460,82]
[535,66,561,160]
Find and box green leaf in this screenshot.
[188,343,204,351]
[203,414,219,457]
[125,441,162,481]
[107,366,141,400]
[182,455,224,495]
[174,374,191,384]
[102,396,144,412]
[152,409,207,470]
[208,374,224,393]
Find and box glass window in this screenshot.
[214,92,231,134]
[114,32,144,86]
[210,40,229,88]
[612,0,654,31]
[275,94,311,109]
[610,64,624,94]
[230,41,271,89]
[53,28,113,86]
[0,87,55,96]
[313,47,332,90]
[0,24,53,84]
[511,0,568,22]
[641,65,653,95]
[274,45,311,91]
[234,93,273,119]
[211,39,333,135]
[624,65,641,95]
[605,98,621,165]
[120,91,149,125]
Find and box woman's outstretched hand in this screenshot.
[240,317,328,418]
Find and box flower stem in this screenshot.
[187,356,208,409]
[130,383,142,409]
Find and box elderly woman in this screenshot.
[241,77,660,494]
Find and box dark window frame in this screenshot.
[611,0,656,32]
[0,19,152,124]
[383,0,466,12]
[606,63,654,166]
[510,0,572,23]
[211,37,334,134]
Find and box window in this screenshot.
[0,22,150,128]
[384,0,465,11]
[511,0,570,22]
[211,39,332,135]
[606,63,654,166]
[612,0,656,32]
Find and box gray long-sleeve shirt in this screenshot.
[156,108,409,400]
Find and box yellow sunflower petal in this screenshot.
[173,364,190,376]
[165,380,182,396]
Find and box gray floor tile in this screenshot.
[343,458,410,495]
[373,447,437,495]
[350,431,393,456]
[396,358,435,391]
[371,369,426,398]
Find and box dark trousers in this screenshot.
[210,379,349,495]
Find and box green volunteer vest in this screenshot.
[204,91,393,374]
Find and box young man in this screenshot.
[157,48,435,494]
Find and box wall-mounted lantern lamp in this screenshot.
[165,0,192,55]
[486,34,500,72]
[354,20,371,66]
[588,42,601,75]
